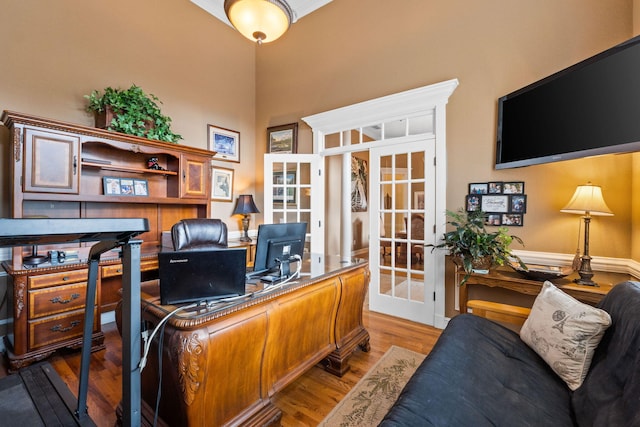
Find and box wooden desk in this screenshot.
[127,257,370,426]
[457,267,636,314]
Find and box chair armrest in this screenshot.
[467,299,531,327]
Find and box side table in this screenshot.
[457,267,635,314]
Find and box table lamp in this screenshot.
[561,182,613,286]
[233,194,260,242]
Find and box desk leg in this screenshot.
[459,285,468,314]
[121,241,142,427]
[457,269,468,314]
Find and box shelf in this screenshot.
[82,162,178,176]
[22,192,207,205]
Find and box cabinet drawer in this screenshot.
[28,269,88,289]
[101,259,158,278]
[29,309,98,350]
[29,282,93,319]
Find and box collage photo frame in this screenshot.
[466,181,526,226]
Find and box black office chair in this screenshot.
[171,218,228,251]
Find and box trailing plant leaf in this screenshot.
[85,84,182,143]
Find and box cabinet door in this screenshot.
[24,127,80,193]
[180,154,209,199]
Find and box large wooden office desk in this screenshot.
[458,267,636,314]
[130,257,370,426]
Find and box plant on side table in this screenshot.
[428,209,526,285]
[85,84,182,143]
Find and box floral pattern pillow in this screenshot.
[520,281,611,390]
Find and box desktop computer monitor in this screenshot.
[252,222,307,277]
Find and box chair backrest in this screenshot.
[411,214,424,240]
[171,219,228,251]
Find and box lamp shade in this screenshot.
[233,194,260,215]
[224,0,293,44]
[561,183,614,216]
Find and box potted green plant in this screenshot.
[85,84,182,143]
[429,209,526,285]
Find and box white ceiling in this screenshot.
[190,0,333,27]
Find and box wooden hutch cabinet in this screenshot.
[1,110,215,370]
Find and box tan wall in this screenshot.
[0,0,257,232]
[256,0,634,260]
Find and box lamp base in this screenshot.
[240,215,252,242]
[574,255,599,287]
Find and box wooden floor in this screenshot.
[1,309,442,426]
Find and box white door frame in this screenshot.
[301,79,458,328]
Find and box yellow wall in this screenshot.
[0,0,636,259]
[256,0,634,259]
[0,0,257,231]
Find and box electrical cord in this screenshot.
[139,302,198,373]
[258,254,302,293]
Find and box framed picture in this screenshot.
[488,182,503,194]
[211,166,234,202]
[133,179,148,196]
[273,171,296,203]
[273,171,296,185]
[466,195,481,212]
[485,214,502,226]
[510,195,527,213]
[267,123,298,153]
[414,191,425,210]
[208,125,240,163]
[119,178,135,196]
[469,183,488,194]
[103,177,121,195]
[351,158,368,212]
[481,195,510,213]
[503,181,525,194]
[502,213,524,226]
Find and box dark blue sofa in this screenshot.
[380,281,640,426]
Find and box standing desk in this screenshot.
[0,218,149,426]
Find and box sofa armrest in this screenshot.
[467,299,531,327]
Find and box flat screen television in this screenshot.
[252,222,307,276]
[496,35,640,169]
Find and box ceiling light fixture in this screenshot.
[224,0,294,45]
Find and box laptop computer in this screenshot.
[158,248,247,305]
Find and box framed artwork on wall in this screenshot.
[211,166,234,202]
[208,125,240,163]
[267,123,298,153]
[351,157,368,212]
[465,180,527,226]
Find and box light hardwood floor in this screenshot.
[2,309,442,426]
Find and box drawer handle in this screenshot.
[50,293,80,304]
[51,320,81,333]
[62,276,70,281]
[116,268,122,274]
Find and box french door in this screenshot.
[263,153,324,262]
[369,138,437,324]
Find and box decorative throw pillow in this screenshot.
[520,281,611,390]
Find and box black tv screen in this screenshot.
[496,35,640,169]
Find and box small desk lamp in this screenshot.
[233,194,260,242]
[561,182,613,286]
